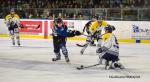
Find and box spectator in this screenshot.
[28,13,33,19]
[0,0,149,20]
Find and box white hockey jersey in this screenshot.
[6,17,20,28]
[101,33,119,56]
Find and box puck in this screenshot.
[80,65,84,68]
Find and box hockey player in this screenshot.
[52,18,81,62]
[83,16,98,34]
[96,26,124,70]
[5,9,22,46]
[5,9,20,22]
[77,16,98,47]
[80,19,109,54]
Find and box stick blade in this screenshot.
[76,67,81,70]
[76,44,85,47]
[76,65,84,70]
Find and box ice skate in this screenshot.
[65,57,70,62]
[52,57,61,62]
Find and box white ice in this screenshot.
[0,37,150,82]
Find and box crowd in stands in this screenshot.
[1,0,149,8]
[0,0,149,20]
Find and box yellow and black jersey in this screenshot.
[89,20,108,33]
[5,14,20,21]
[102,33,111,42]
[101,33,119,56]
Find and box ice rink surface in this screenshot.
[0,37,150,82]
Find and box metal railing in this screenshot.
[0,8,150,21]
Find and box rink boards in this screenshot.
[0,19,150,43]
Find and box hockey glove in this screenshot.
[96,48,103,53]
[96,46,108,53]
[68,30,75,37]
[19,24,24,28]
[74,30,82,36]
[68,30,82,37]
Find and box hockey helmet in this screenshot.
[56,18,63,23]
[92,15,99,20]
[109,25,116,31]
[10,8,15,12]
[10,8,15,15]
[105,26,113,33]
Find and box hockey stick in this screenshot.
[76,33,104,48]
[75,33,91,47]
[76,63,102,70]
[79,33,90,37]
[76,44,86,47]
[80,35,96,54]
[77,51,106,70]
